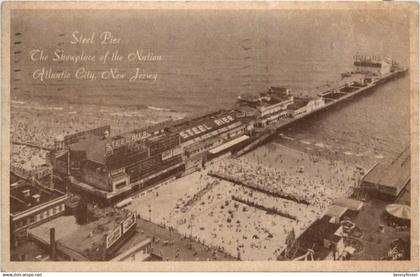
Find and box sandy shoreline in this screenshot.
[127,141,362,260]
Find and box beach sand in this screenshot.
[128,143,362,260]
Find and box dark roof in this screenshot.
[10,180,65,214]
[59,209,132,260]
[10,172,20,184]
[297,215,340,245]
[363,147,410,192]
[28,209,134,261]
[287,98,309,111]
[68,134,110,165]
[326,233,342,243]
[354,61,382,68]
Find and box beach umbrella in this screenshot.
[385,204,410,221]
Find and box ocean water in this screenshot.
[10,8,411,160]
[278,74,410,163]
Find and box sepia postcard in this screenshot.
[1,1,419,272]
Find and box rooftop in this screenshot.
[111,228,150,259]
[287,97,310,111]
[29,209,133,261]
[10,180,65,215]
[68,133,109,165]
[167,110,238,137]
[325,204,348,219]
[297,215,340,249]
[363,147,410,193]
[334,197,364,211]
[238,87,293,109]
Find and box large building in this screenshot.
[286,97,325,118]
[10,177,67,248]
[51,124,184,201]
[167,110,249,172]
[28,210,139,261]
[49,110,250,203]
[361,147,410,199]
[237,87,325,128]
[353,56,393,76]
[237,87,294,128]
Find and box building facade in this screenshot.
[10,179,67,247]
[353,56,392,76]
[50,111,250,203]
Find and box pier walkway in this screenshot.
[236,68,407,157]
[12,141,53,152]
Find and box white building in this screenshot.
[354,57,392,75]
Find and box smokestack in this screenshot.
[50,228,56,261]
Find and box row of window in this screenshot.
[13,203,65,230]
[187,128,245,156]
[257,113,289,127]
[260,103,289,117]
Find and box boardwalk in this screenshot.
[12,141,53,152]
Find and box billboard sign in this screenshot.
[161,149,173,161]
[122,212,136,234]
[64,125,110,146]
[105,130,151,156]
[106,225,122,249]
[179,114,236,141]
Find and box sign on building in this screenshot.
[106,225,122,249]
[161,149,173,161]
[64,125,111,146]
[122,212,137,234]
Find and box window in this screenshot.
[115,181,127,190]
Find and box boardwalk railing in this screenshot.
[12,141,53,151]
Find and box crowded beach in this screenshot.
[128,143,362,260]
[10,101,186,172]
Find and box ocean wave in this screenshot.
[147,106,172,112]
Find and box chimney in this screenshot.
[33,194,41,203]
[50,228,56,261]
[22,189,30,197]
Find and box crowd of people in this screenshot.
[11,103,186,149]
[10,102,186,175]
[11,145,49,174]
[125,142,362,260]
[213,156,356,211]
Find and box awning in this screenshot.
[334,198,364,211]
[209,135,249,154]
[385,204,410,220]
[326,204,348,219]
